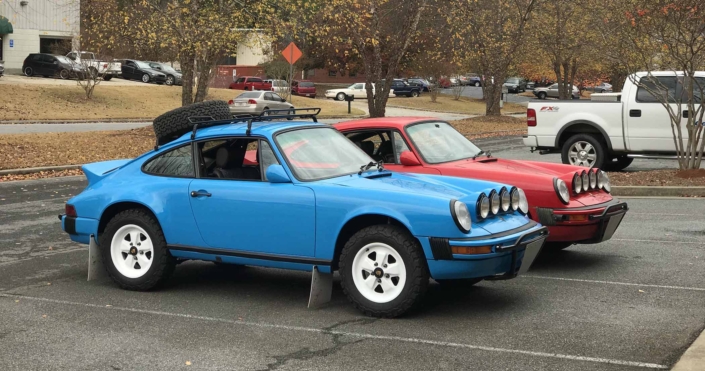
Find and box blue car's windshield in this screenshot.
[276,127,374,181]
[406,122,482,164]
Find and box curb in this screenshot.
[611,186,705,197]
[672,328,705,371]
[0,165,82,176]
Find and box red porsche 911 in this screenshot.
[334,117,628,250]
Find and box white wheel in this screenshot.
[568,141,597,167]
[351,242,407,304]
[110,224,154,279]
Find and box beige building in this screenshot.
[0,0,79,74]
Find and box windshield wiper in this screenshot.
[472,150,492,160]
[359,160,385,175]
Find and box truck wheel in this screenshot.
[339,225,429,318]
[538,92,547,99]
[604,156,633,171]
[411,90,420,97]
[99,209,176,291]
[561,134,607,169]
[336,92,346,101]
[103,75,113,81]
[153,100,232,145]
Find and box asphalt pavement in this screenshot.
[440,86,532,104]
[1,175,704,370]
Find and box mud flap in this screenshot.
[307,266,333,309]
[87,234,108,281]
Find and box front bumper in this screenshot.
[422,224,549,280]
[534,200,628,243]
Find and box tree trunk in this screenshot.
[194,54,216,103]
[180,52,195,106]
[485,81,503,116]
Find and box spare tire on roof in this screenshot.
[153,100,232,145]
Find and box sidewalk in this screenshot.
[672,328,705,371]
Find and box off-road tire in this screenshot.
[436,278,483,287]
[99,209,176,291]
[339,225,429,318]
[153,100,232,145]
[561,133,607,169]
[538,92,547,99]
[604,156,633,172]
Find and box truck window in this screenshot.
[236,77,245,83]
[636,76,678,103]
[250,78,263,83]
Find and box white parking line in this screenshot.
[0,293,668,369]
[524,276,705,292]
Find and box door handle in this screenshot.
[190,190,212,198]
[629,109,641,117]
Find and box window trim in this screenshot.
[141,142,197,179]
[192,135,283,183]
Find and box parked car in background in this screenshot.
[23,53,85,79]
[524,71,704,171]
[526,81,536,90]
[229,76,272,91]
[292,80,316,98]
[437,77,452,89]
[407,78,430,91]
[467,75,482,87]
[504,77,528,93]
[228,91,294,115]
[119,59,166,84]
[66,51,121,81]
[533,83,580,99]
[387,79,421,97]
[325,83,395,100]
[588,82,613,93]
[147,62,182,86]
[0,60,4,77]
[335,118,627,251]
[264,79,290,94]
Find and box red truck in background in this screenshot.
[228,76,272,91]
[292,80,317,98]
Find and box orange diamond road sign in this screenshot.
[282,42,302,65]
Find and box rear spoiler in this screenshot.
[81,159,131,186]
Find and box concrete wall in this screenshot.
[0,0,79,72]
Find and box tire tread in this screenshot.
[152,100,232,145]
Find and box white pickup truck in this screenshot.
[66,51,122,81]
[523,71,704,171]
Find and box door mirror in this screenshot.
[266,165,291,183]
[399,151,421,166]
[280,98,286,102]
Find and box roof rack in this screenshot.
[186,107,321,139]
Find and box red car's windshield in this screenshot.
[406,122,482,164]
[276,127,374,181]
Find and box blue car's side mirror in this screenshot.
[266,165,291,183]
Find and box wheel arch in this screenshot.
[332,213,418,271]
[98,201,160,238]
[555,120,613,151]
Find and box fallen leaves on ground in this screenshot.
[451,116,526,137]
[387,95,525,115]
[609,170,705,187]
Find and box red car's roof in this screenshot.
[333,117,442,131]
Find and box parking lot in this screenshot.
[1,173,704,370]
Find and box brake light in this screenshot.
[248,99,257,104]
[527,108,537,127]
[103,63,108,68]
[65,204,77,217]
[228,100,234,105]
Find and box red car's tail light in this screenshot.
[228,100,234,105]
[527,109,537,126]
[65,204,77,217]
[248,99,257,104]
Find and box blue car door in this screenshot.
[188,137,316,257]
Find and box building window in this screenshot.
[328,70,337,77]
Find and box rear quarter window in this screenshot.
[143,145,194,177]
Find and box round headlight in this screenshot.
[589,170,597,189]
[490,191,500,215]
[555,178,570,204]
[478,194,490,219]
[573,173,582,194]
[517,188,529,214]
[451,200,472,232]
[581,171,589,192]
[600,171,611,193]
[510,187,520,211]
[500,187,511,212]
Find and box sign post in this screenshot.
[281,42,302,103]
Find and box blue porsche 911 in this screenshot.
[60,101,547,317]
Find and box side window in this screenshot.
[260,141,280,181]
[236,77,245,83]
[636,76,678,103]
[272,93,283,101]
[67,53,76,60]
[264,92,274,101]
[198,138,263,181]
[353,84,363,89]
[31,54,41,61]
[250,78,263,83]
[392,131,411,164]
[143,145,194,177]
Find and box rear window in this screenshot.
[249,78,263,83]
[237,92,262,98]
[299,82,314,87]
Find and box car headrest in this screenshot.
[360,141,375,157]
[215,147,230,168]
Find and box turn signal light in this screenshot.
[567,214,588,221]
[451,245,492,255]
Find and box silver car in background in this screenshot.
[228,91,294,115]
[533,83,580,99]
[0,60,4,77]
